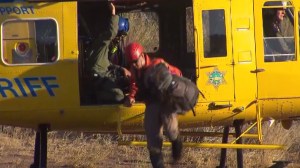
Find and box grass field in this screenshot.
[0,121,299,168]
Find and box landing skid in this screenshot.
[28,107,285,167]
[119,108,285,167]
[30,124,49,168]
[218,120,243,168]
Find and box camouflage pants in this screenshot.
[144,101,179,153]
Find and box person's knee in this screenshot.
[163,114,179,141]
[166,127,179,141]
[147,135,163,151]
[107,88,124,101]
[96,88,124,103]
[168,133,179,141]
[148,146,162,155]
[114,90,124,102]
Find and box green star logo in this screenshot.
[207,68,226,89]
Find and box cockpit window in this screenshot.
[202,9,227,58]
[2,19,58,65]
[186,7,194,53]
[262,1,295,62]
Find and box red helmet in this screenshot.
[125,42,144,63]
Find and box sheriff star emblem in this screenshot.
[207,68,226,89]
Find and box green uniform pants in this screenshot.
[94,77,124,103]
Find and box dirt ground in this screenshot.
[0,123,299,168]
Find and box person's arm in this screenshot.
[108,64,131,78]
[105,3,119,41]
[110,2,116,15]
[124,67,138,107]
[153,58,182,76]
[272,23,293,55]
[97,3,119,44]
[166,63,182,77]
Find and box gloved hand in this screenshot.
[123,96,135,107]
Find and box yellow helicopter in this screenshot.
[0,0,299,167]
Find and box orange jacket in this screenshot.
[128,54,182,100]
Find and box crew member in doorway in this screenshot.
[86,3,131,103]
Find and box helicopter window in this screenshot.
[202,9,227,58]
[262,1,295,62]
[186,7,194,53]
[2,19,58,65]
[121,12,159,53]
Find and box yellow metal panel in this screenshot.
[231,0,257,105]
[0,1,79,114]
[119,141,285,150]
[3,22,35,39]
[62,2,78,60]
[194,0,234,102]
[238,51,252,62]
[235,17,250,29]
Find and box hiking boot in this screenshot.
[171,138,183,162]
[150,152,164,168]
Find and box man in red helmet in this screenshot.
[124,42,183,168]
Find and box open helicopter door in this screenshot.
[254,0,300,100]
[193,0,234,106]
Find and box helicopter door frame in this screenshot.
[193,0,234,103]
[254,0,300,99]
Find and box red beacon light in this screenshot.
[15,42,30,56]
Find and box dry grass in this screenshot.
[0,122,299,168]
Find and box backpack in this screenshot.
[167,75,199,115]
[144,63,200,115]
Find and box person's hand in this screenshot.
[122,67,131,78]
[124,97,135,107]
[110,3,116,16]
